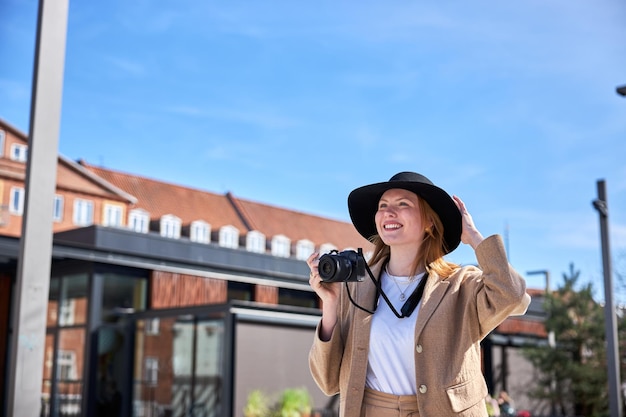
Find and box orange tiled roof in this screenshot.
[230,194,371,250]
[81,161,372,251]
[82,162,248,231]
[498,317,547,338]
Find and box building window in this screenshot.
[160,214,181,238]
[227,281,253,301]
[128,209,149,233]
[246,230,266,254]
[319,243,337,255]
[58,299,75,326]
[218,225,239,249]
[9,187,24,215]
[145,318,160,335]
[73,199,93,226]
[53,195,64,222]
[279,288,318,308]
[103,203,123,227]
[10,143,27,163]
[57,350,78,380]
[271,234,291,258]
[0,130,5,157]
[295,239,315,261]
[190,220,210,244]
[144,357,158,386]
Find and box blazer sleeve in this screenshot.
[308,320,344,396]
[473,234,531,336]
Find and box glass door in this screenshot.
[132,312,227,417]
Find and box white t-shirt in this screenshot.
[365,269,425,395]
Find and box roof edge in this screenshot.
[63,157,138,204]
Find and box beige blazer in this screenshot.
[309,235,531,417]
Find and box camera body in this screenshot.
[318,249,365,283]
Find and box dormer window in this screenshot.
[160,214,181,239]
[295,239,315,261]
[319,243,337,255]
[271,234,291,258]
[219,225,239,249]
[10,143,27,163]
[246,230,266,254]
[103,203,124,227]
[128,209,149,233]
[190,220,210,244]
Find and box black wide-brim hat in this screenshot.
[348,171,462,254]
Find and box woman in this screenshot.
[307,172,530,417]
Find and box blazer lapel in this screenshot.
[415,273,450,338]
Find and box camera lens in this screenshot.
[318,253,354,282]
[319,257,337,279]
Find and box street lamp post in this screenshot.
[528,270,556,416]
[592,179,622,417]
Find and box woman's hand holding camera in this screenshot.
[308,252,340,341]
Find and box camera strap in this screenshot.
[400,272,428,317]
[346,262,429,319]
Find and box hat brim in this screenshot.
[348,180,462,254]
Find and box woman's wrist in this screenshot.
[467,230,485,250]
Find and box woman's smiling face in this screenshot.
[375,188,426,247]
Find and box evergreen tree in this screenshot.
[523,263,609,417]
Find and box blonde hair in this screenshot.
[367,195,459,278]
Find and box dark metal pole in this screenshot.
[527,270,555,416]
[592,179,622,417]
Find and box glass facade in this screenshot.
[132,314,226,417]
[42,267,149,417]
[43,273,88,417]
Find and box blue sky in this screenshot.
[1,0,625,297]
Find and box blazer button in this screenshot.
[415,344,423,353]
[419,385,427,394]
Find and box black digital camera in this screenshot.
[317,249,365,283]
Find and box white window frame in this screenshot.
[0,130,5,157]
[52,195,64,222]
[190,220,210,244]
[9,187,24,215]
[271,234,291,258]
[144,357,159,386]
[59,299,75,326]
[128,209,149,233]
[295,239,315,261]
[145,318,160,336]
[10,143,27,163]
[218,225,239,249]
[57,350,78,380]
[73,199,93,226]
[160,214,181,239]
[103,203,123,227]
[319,243,337,255]
[246,230,266,253]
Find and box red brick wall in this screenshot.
[255,284,278,304]
[151,271,227,308]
